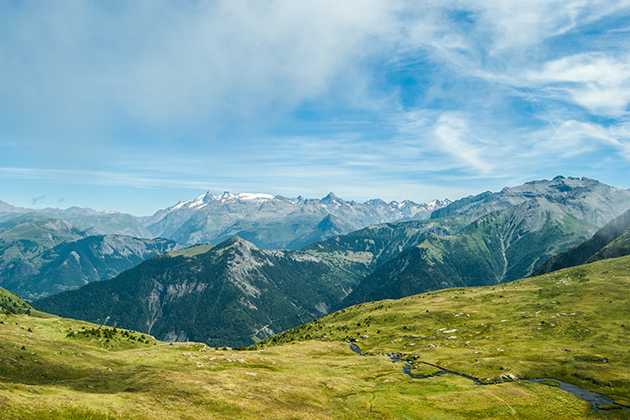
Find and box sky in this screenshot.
[1,0,630,216]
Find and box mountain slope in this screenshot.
[10,234,179,300]
[335,177,630,307]
[303,217,468,272]
[0,286,33,314]
[0,204,151,237]
[34,237,363,346]
[590,228,630,262]
[143,191,450,249]
[259,255,630,409]
[533,207,630,275]
[0,215,180,300]
[0,213,89,245]
[0,200,28,222]
[0,215,90,280]
[341,196,599,307]
[38,206,152,237]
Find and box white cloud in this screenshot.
[0,1,400,123]
[0,167,212,190]
[528,53,630,117]
[546,120,630,158]
[432,114,492,174]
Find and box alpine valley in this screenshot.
[31,176,630,347]
[3,176,630,419]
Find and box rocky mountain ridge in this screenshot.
[1,193,451,250]
[431,176,630,226]
[142,191,451,248]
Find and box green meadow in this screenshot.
[2,256,630,418]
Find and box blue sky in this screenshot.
[1,0,630,215]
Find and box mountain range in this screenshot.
[0,192,450,300]
[33,176,630,346]
[1,193,451,250]
[0,214,179,300]
[142,191,450,249]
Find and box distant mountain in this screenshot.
[430,176,629,226]
[38,207,152,238]
[340,176,630,307]
[532,207,630,275]
[1,193,450,249]
[0,203,151,237]
[35,237,363,346]
[142,191,450,249]
[0,215,179,300]
[0,214,90,255]
[0,200,27,222]
[10,234,179,300]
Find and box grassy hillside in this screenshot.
[3,257,630,418]
[341,207,595,307]
[0,312,624,419]
[257,255,630,411]
[0,287,33,315]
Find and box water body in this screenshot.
[524,378,628,412]
[349,343,628,411]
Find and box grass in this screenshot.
[2,257,630,418]
[256,255,630,413]
[0,288,33,315]
[164,244,214,258]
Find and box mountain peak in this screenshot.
[320,192,343,205]
[216,236,259,252]
[317,214,340,230]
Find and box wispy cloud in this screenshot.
[432,114,493,175]
[0,167,212,190]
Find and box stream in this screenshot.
[349,343,629,412]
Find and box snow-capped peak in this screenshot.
[234,193,275,201]
[219,191,235,201]
[427,198,451,211]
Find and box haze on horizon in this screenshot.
[1,1,630,216]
